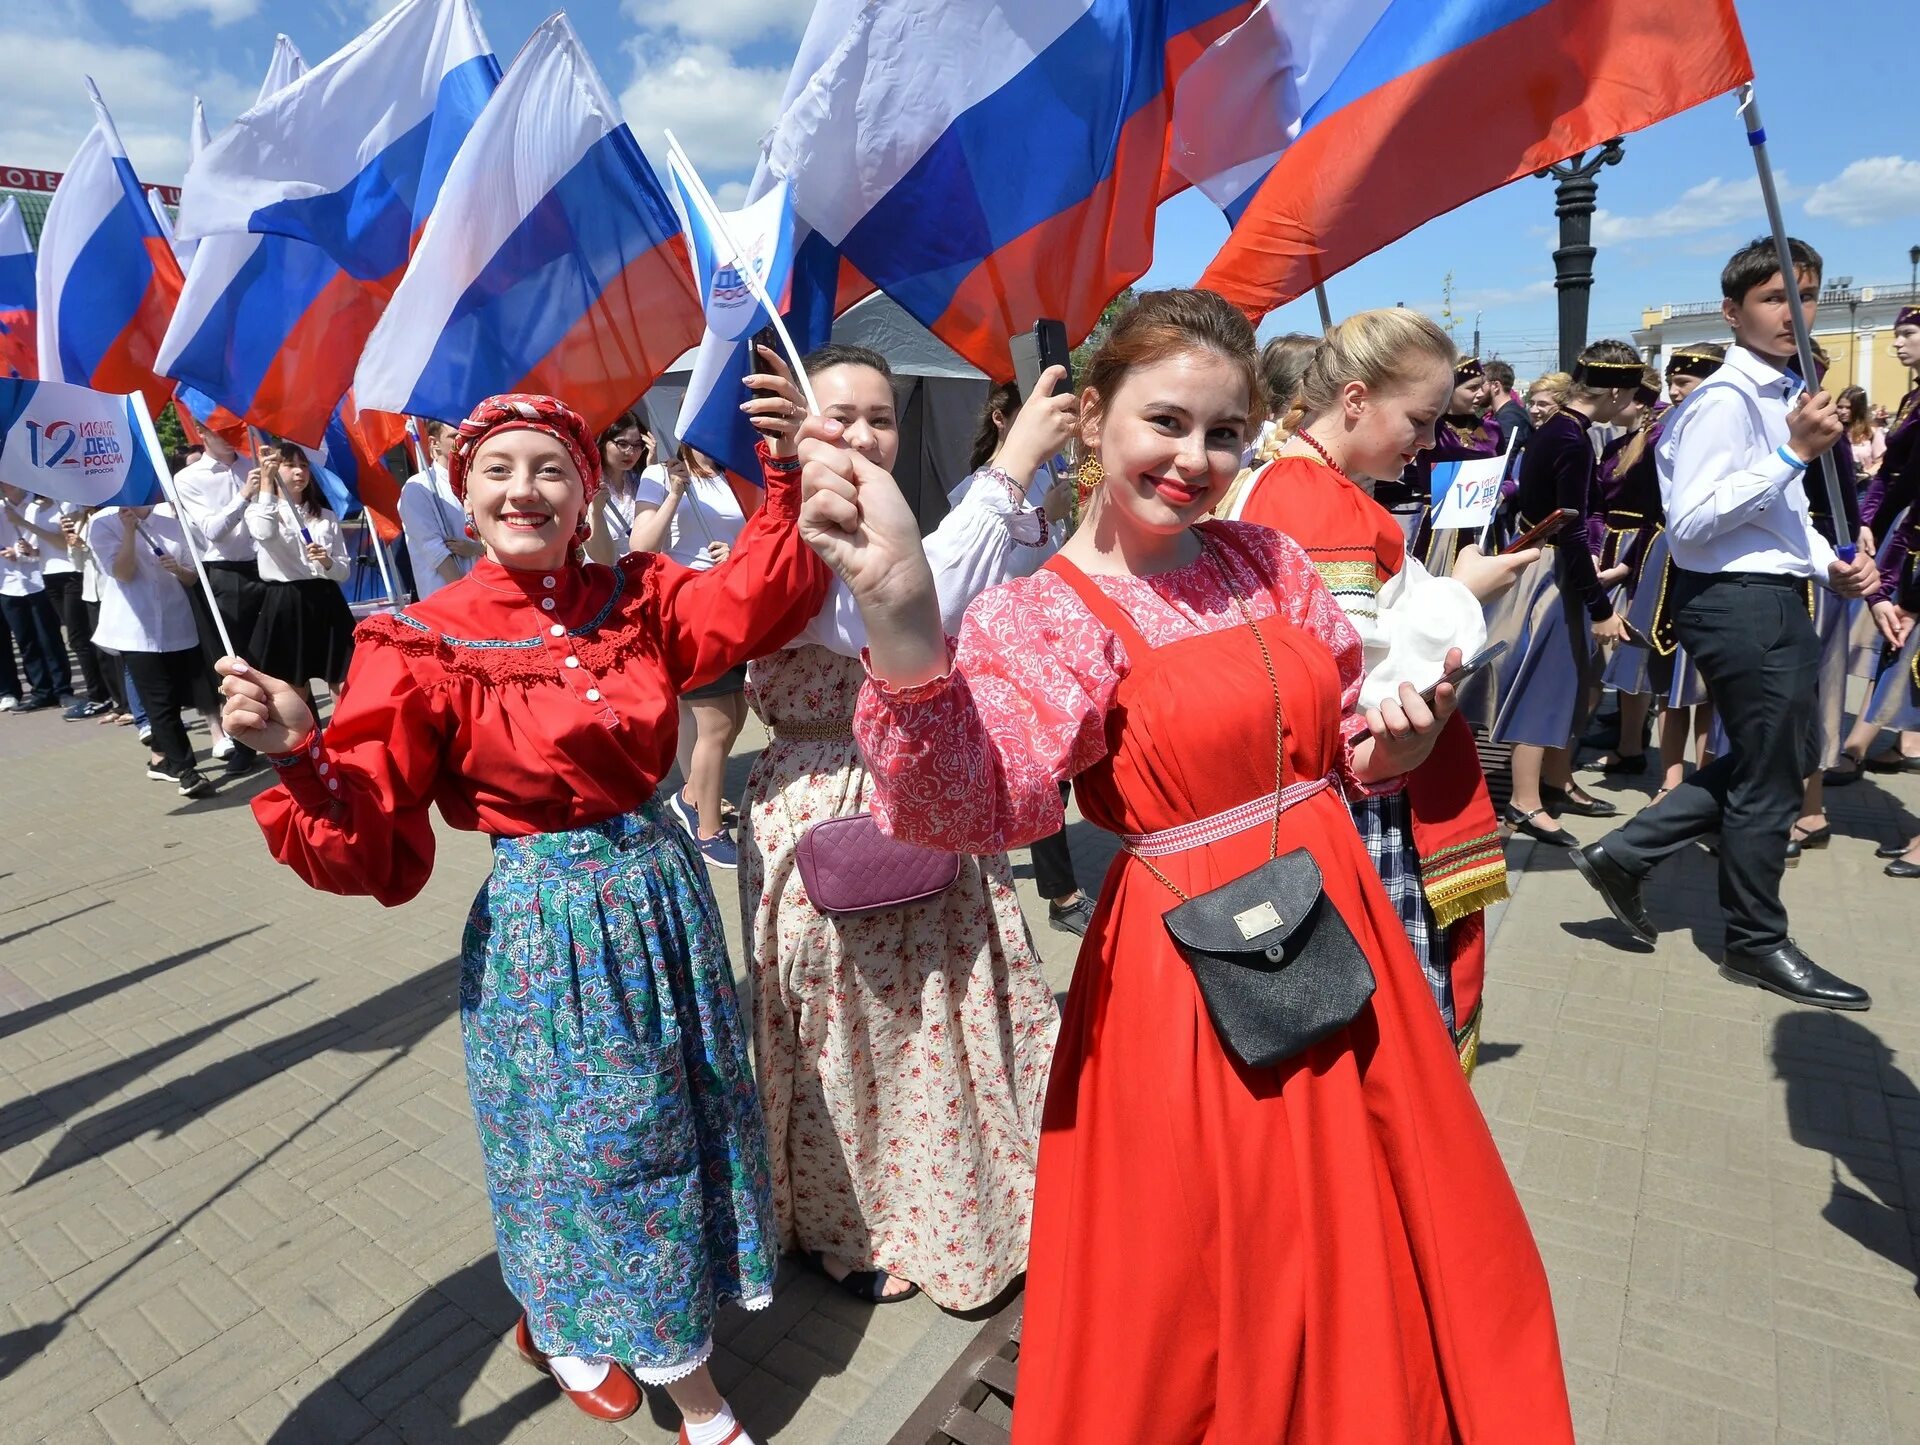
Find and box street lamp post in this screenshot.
[1540,139,1626,373]
[1910,244,1919,297]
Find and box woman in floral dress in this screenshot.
[218,394,828,1445]
[740,344,1071,1308]
[796,290,1572,1441]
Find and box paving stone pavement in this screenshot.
[2,700,1916,1444]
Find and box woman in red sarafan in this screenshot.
[217,393,828,1445]
[803,291,1572,1442]
[1237,307,1536,1072]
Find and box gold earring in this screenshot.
[1076,453,1103,502]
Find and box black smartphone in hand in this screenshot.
[1011,318,1073,401]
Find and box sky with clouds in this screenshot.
[7,0,1915,379]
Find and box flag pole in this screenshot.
[1737,82,1856,561]
[365,519,404,609]
[1313,283,1333,332]
[663,130,821,415]
[132,391,239,659]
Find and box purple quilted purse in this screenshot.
[794,812,961,918]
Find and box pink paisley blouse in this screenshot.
[853,521,1372,855]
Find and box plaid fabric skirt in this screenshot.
[1353,791,1452,1033]
[462,800,778,1382]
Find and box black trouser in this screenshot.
[45,572,110,704]
[121,648,203,777]
[1602,571,1818,954]
[0,590,71,703]
[1029,782,1080,901]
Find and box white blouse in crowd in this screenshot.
[791,463,1062,658]
[397,465,471,599]
[246,497,349,583]
[169,452,257,564]
[86,508,200,654]
[23,498,80,577]
[632,464,747,571]
[0,503,45,596]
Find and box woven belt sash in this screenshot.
[1121,775,1335,858]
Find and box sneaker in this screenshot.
[1047,893,1097,938]
[0,696,18,712]
[177,768,216,799]
[695,831,739,870]
[63,699,112,720]
[138,726,153,745]
[220,745,260,778]
[146,764,176,782]
[211,735,236,761]
[666,788,698,835]
[12,696,49,713]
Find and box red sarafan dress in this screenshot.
[855,521,1572,1443]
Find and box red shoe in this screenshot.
[512,1315,642,1422]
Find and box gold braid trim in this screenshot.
[1455,1000,1484,1079]
[1426,864,1511,931]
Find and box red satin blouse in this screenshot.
[252,449,828,905]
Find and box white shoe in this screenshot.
[0,696,18,712]
[212,736,236,761]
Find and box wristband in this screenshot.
[1776,445,1808,472]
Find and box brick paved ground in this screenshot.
[1,700,1916,1443]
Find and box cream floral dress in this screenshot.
[740,642,1059,1309]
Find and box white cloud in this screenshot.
[1591,175,1796,246]
[712,179,750,209]
[0,28,254,180]
[619,38,787,178]
[123,0,259,24]
[1805,157,1920,228]
[620,0,816,43]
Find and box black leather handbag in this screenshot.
[1127,544,1376,1069]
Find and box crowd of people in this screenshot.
[4,231,1915,1445]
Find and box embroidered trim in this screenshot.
[1121,775,1334,857]
[385,564,629,649]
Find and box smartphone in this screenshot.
[1419,642,1508,705]
[1501,507,1580,555]
[1011,318,1074,401]
[748,323,780,373]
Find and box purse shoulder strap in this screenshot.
[1042,551,1152,658]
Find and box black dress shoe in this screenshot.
[1790,824,1831,849]
[1887,858,1920,878]
[1502,804,1579,847]
[1569,842,1657,946]
[1541,784,1620,819]
[1583,752,1649,776]
[1720,942,1871,1011]
[1875,841,1911,861]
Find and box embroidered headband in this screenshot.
[446,394,602,504]
[1664,347,1723,381]
[1898,305,1920,331]
[1453,357,1484,384]
[1572,359,1646,389]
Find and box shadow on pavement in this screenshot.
[0,899,110,950]
[1772,1011,1920,1288]
[0,927,264,1045]
[20,956,459,1187]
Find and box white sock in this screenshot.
[684,1402,752,1445]
[546,1353,611,1391]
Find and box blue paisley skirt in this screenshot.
[461,801,778,1381]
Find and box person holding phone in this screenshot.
[245,442,355,708]
[739,343,1066,1314]
[809,288,1571,1442]
[1485,338,1643,846]
[1234,307,1536,1069]
[583,410,656,565]
[1399,355,1503,572]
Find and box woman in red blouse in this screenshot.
[217,394,828,1445]
[797,291,1573,1442]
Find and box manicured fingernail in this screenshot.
[232,659,249,673]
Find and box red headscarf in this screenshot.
[446,394,602,504]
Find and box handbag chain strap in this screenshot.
[1125,539,1286,903]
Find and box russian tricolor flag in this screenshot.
[173,0,500,444]
[764,0,1257,378]
[0,198,34,381]
[355,14,703,433]
[34,81,185,421]
[1188,0,1753,317]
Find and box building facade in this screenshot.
[1635,282,1920,416]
